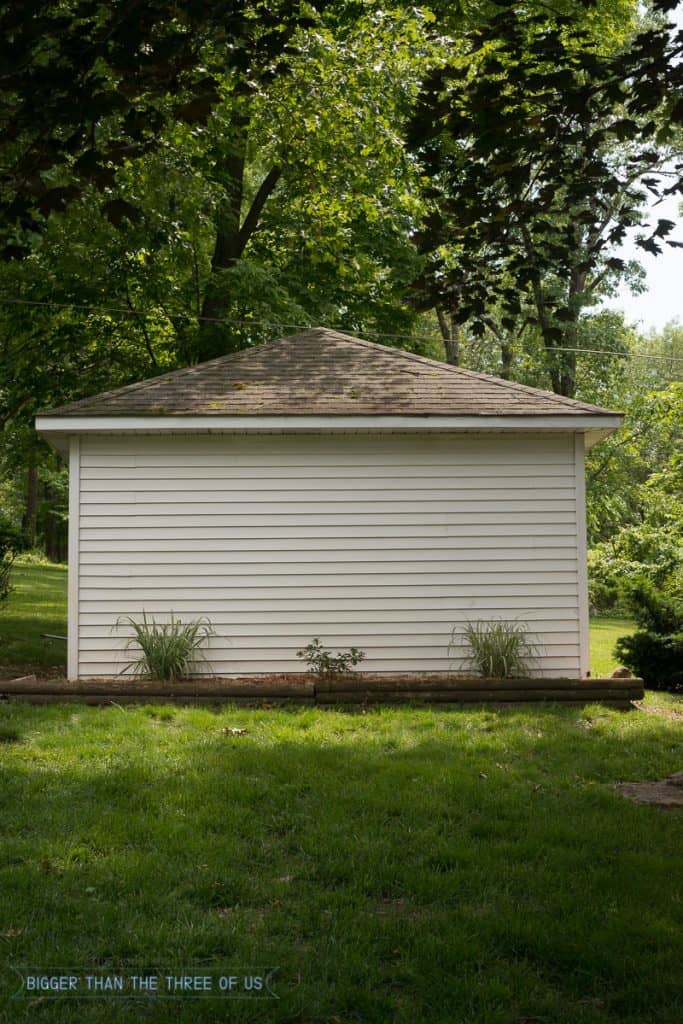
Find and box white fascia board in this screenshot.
[36,413,623,439]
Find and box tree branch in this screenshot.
[238,164,282,251]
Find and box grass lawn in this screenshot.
[0,700,682,1023]
[589,617,636,678]
[0,564,682,1022]
[0,561,68,671]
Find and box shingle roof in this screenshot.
[43,327,618,417]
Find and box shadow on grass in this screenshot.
[0,703,681,1024]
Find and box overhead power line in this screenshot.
[2,295,683,365]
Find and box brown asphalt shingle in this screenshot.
[43,327,619,418]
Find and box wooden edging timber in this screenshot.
[315,688,644,704]
[313,674,642,693]
[0,673,644,707]
[0,676,315,698]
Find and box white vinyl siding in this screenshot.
[74,432,584,678]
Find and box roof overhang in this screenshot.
[36,413,622,455]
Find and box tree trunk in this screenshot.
[196,111,248,364]
[195,104,283,363]
[520,223,579,398]
[500,339,513,380]
[22,463,38,547]
[43,480,67,563]
[436,307,460,366]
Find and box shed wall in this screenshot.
[74,432,584,678]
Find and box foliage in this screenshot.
[588,521,683,611]
[453,619,539,678]
[614,580,683,692]
[619,578,683,634]
[0,5,436,560]
[0,7,432,407]
[296,638,366,677]
[192,6,432,359]
[615,629,683,691]
[0,0,679,595]
[407,2,683,394]
[0,0,332,257]
[116,612,215,682]
[586,379,683,606]
[0,510,23,606]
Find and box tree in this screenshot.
[0,1,330,257]
[407,1,683,394]
[583,320,683,543]
[193,7,431,359]
[0,5,435,551]
[587,379,683,610]
[1,6,432,366]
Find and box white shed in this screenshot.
[36,328,621,681]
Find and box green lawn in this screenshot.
[0,561,67,670]
[0,564,681,1022]
[589,617,636,678]
[0,700,682,1023]
[0,560,636,678]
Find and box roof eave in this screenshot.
[36,412,623,455]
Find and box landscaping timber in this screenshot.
[6,693,315,706]
[313,674,642,693]
[0,673,643,707]
[0,675,314,699]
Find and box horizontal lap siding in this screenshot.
[77,433,581,677]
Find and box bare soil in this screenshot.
[615,771,683,811]
[633,699,683,722]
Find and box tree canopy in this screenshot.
[407,0,683,394]
[0,1,335,255]
[0,0,681,576]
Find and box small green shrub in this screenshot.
[618,580,681,634]
[614,580,683,692]
[116,612,215,682]
[453,619,539,678]
[615,631,683,692]
[296,638,366,677]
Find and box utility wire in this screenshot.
[2,295,683,364]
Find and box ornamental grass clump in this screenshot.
[453,619,539,678]
[116,612,215,682]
